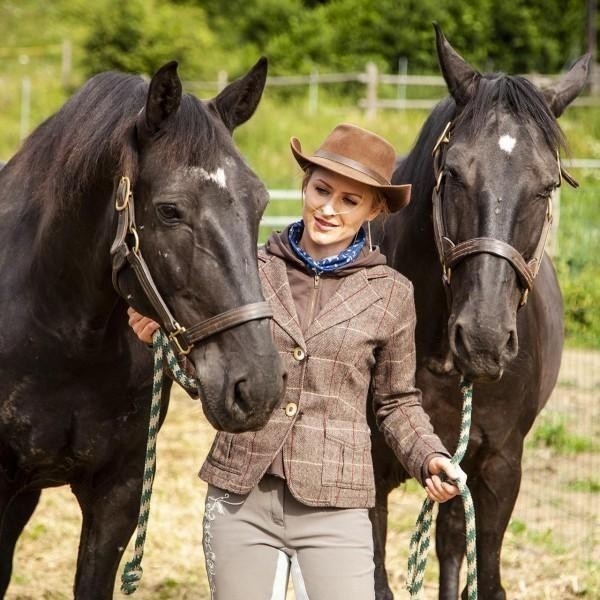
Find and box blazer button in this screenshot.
[292,347,306,361]
[285,402,298,417]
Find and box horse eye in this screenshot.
[445,166,462,182]
[537,185,556,199]
[156,204,180,222]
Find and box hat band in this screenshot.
[313,149,390,186]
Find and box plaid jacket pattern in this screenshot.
[199,248,448,508]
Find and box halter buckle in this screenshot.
[116,176,132,211]
[169,324,193,355]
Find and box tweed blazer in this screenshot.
[199,247,448,508]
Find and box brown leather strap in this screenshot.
[445,237,535,290]
[313,149,390,185]
[185,302,273,344]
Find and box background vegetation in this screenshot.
[0,0,598,347]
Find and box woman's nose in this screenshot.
[320,202,336,216]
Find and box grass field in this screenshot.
[5,348,599,599]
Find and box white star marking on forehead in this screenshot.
[498,134,516,154]
[186,166,227,188]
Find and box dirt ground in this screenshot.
[5,349,599,599]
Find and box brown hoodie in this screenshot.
[265,226,387,333]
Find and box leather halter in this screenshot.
[431,121,578,308]
[110,176,273,355]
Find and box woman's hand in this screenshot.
[424,456,466,503]
[127,307,160,344]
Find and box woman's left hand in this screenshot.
[424,456,466,503]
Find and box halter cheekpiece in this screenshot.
[110,176,273,355]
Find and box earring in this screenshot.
[367,220,373,252]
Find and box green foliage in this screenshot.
[529,415,597,453]
[567,478,600,493]
[198,0,590,75]
[80,0,225,78]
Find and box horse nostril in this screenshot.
[453,323,470,357]
[505,329,518,357]
[233,379,253,417]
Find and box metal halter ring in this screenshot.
[169,325,192,355]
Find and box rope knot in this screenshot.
[121,564,143,594]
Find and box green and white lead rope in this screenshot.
[406,378,477,600]
[121,329,198,595]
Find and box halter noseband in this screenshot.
[431,121,578,308]
[110,176,273,355]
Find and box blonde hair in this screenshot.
[301,166,389,215]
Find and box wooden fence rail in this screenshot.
[185,62,600,118]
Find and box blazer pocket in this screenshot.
[207,432,250,475]
[322,420,373,490]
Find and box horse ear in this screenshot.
[434,23,479,107]
[137,61,182,142]
[542,54,591,118]
[211,57,268,132]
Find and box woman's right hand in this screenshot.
[127,307,160,344]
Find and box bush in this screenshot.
[81,0,227,79]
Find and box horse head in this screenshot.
[114,59,286,431]
[433,25,590,382]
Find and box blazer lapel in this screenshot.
[259,252,306,349]
[305,269,383,342]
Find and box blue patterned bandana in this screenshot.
[287,220,365,275]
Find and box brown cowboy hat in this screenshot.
[290,123,411,212]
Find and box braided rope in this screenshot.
[121,330,198,594]
[406,378,477,600]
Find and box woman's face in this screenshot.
[300,167,382,260]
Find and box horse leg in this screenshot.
[460,451,522,600]
[436,495,466,600]
[0,489,41,596]
[370,485,394,600]
[71,469,142,600]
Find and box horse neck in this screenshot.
[384,105,457,356]
[16,171,118,327]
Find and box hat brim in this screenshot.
[290,137,411,212]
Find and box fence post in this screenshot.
[217,70,228,92]
[20,77,31,142]
[365,62,378,121]
[397,56,408,105]
[308,69,319,115]
[61,39,72,87]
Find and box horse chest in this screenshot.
[0,376,147,482]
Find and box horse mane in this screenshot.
[9,71,217,220]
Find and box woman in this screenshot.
[128,123,464,600]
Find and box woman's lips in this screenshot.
[314,215,337,231]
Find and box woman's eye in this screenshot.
[315,186,329,195]
[156,204,180,221]
[343,197,359,207]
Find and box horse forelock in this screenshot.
[455,73,566,153]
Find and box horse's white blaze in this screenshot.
[498,134,516,154]
[187,166,227,188]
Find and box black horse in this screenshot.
[0,59,285,597]
[370,27,590,600]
